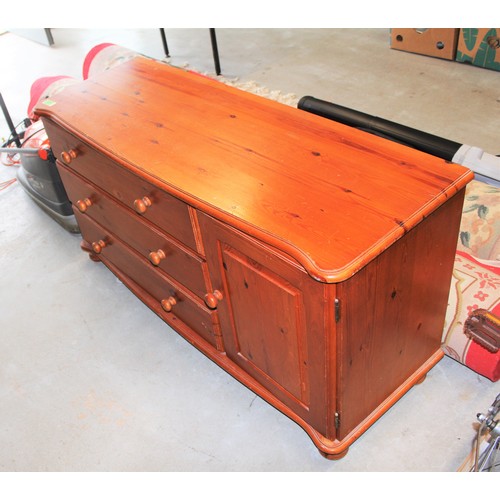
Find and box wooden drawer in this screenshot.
[58,162,208,300]
[45,120,198,251]
[74,210,219,348]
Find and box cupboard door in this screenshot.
[198,213,329,434]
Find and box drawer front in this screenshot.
[75,211,218,348]
[45,120,198,251]
[58,162,208,300]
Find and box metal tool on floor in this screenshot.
[472,393,500,472]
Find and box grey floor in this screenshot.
[0,29,499,472]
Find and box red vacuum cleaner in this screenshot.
[1,83,79,232]
[0,44,137,233]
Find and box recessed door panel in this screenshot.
[220,244,309,406]
[198,212,330,435]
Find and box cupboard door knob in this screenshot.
[76,198,92,213]
[91,239,106,254]
[133,196,152,214]
[61,149,77,164]
[161,296,177,312]
[204,290,223,309]
[149,249,166,266]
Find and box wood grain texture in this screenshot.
[36,56,474,459]
[75,210,220,348]
[335,189,466,438]
[35,56,473,282]
[57,162,209,300]
[198,212,329,436]
[45,120,198,251]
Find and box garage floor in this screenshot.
[0,29,498,473]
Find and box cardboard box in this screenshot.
[390,29,459,60]
[456,28,500,71]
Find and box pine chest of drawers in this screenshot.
[35,56,473,459]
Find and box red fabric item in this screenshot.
[464,302,500,382]
[82,42,115,79]
[466,342,500,382]
[455,250,500,274]
[27,76,69,118]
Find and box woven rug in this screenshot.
[216,74,300,107]
[178,62,300,108]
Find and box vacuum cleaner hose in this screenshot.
[298,96,462,161]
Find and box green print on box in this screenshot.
[456,28,500,71]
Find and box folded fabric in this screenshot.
[457,180,500,262]
[442,250,500,381]
[27,76,78,119]
[82,43,139,80]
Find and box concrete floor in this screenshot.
[0,29,498,472]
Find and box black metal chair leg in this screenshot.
[0,93,22,147]
[160,28,170,58]
[159,28,221,74]
[209,28,221,75]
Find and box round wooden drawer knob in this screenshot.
[76,198,92,213]
[161,296,177,312]
[61,149,77,164]
[204,290,223,309]
[133,196,152,214]
[91,239,106,254]
[149,249,166,266]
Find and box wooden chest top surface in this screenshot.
[36,56,473,282]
